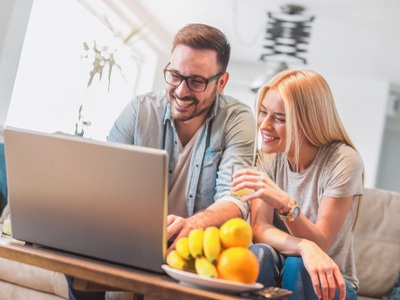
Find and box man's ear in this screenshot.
[217,72,229,94]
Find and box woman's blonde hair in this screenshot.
[255,69,364,230]
[255,69,357,170]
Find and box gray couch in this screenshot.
[354,188,400,299]
[0,187,399,299]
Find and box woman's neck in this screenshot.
[287,141,320,173]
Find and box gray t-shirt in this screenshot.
[261,142,364,288]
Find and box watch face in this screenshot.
[292,206,301,219]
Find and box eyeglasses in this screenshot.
[163,63,223,92]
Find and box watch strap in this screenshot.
[278,201,300,222]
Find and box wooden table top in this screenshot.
[0,237,260,300]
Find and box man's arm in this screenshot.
[167,201,242,251]
[212,100,256,220]
[192,201,242,228]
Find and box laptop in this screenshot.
[4,126,169,274]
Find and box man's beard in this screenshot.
[168,87,217,122]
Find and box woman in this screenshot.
[231,70,363,300]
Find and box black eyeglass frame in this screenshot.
[163,63,224,92]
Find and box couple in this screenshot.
[67,23,363,300]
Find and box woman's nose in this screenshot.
[259,116,272,129]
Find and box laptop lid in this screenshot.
[4,126,168,274]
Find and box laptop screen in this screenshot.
[4,126,168,273]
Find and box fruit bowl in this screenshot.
[162,264,263,293]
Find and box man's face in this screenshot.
[166,45,226,122]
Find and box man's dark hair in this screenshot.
[172,23,231,72]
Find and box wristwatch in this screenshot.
[278,201,300,221]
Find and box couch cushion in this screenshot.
[0,257,68,299]
[354,188,400,297]
[0,279,66,300]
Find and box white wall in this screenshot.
[327,76,388,188]
[0,0,33,142]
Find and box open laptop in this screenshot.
[3,126,168,274]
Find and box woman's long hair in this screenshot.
[254,69,364,230]
[256,69,357,169]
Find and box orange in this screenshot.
[219,218,252,248]
[217,247,259,284]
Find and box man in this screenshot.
[67,23,255,299]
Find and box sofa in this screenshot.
[354,188,400,299]
[0,187,399,299]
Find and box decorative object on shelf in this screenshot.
[74,26,141,137]
[82,40,123,91]
[251,4,315,92]
[74,104,92,137]
[74,40,123,136]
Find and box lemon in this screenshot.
[219,218,252,248]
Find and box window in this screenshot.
[6,0,156,141]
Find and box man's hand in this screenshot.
[166,202,242,253]
[166,214,200,253]
[299,240,346,300]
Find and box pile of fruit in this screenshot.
[166,218,259,284]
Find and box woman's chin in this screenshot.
[261,144,281,154]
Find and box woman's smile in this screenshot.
[261,133,279,143]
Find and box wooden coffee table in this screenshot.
[0,237,268,300]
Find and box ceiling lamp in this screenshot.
[250,62,288,93]
[250,4,315,92]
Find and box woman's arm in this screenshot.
[251,198,298,253]
[283,195,353,251]
[234,169,353,251]
[250,199,346,300]
[250,198,308,256]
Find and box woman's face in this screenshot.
[257,88,287,154]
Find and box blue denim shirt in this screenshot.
[107,91,256,219]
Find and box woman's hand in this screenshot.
[231,168,289,210]
[299,240,346,300]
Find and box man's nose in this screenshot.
[174,79,192,97]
